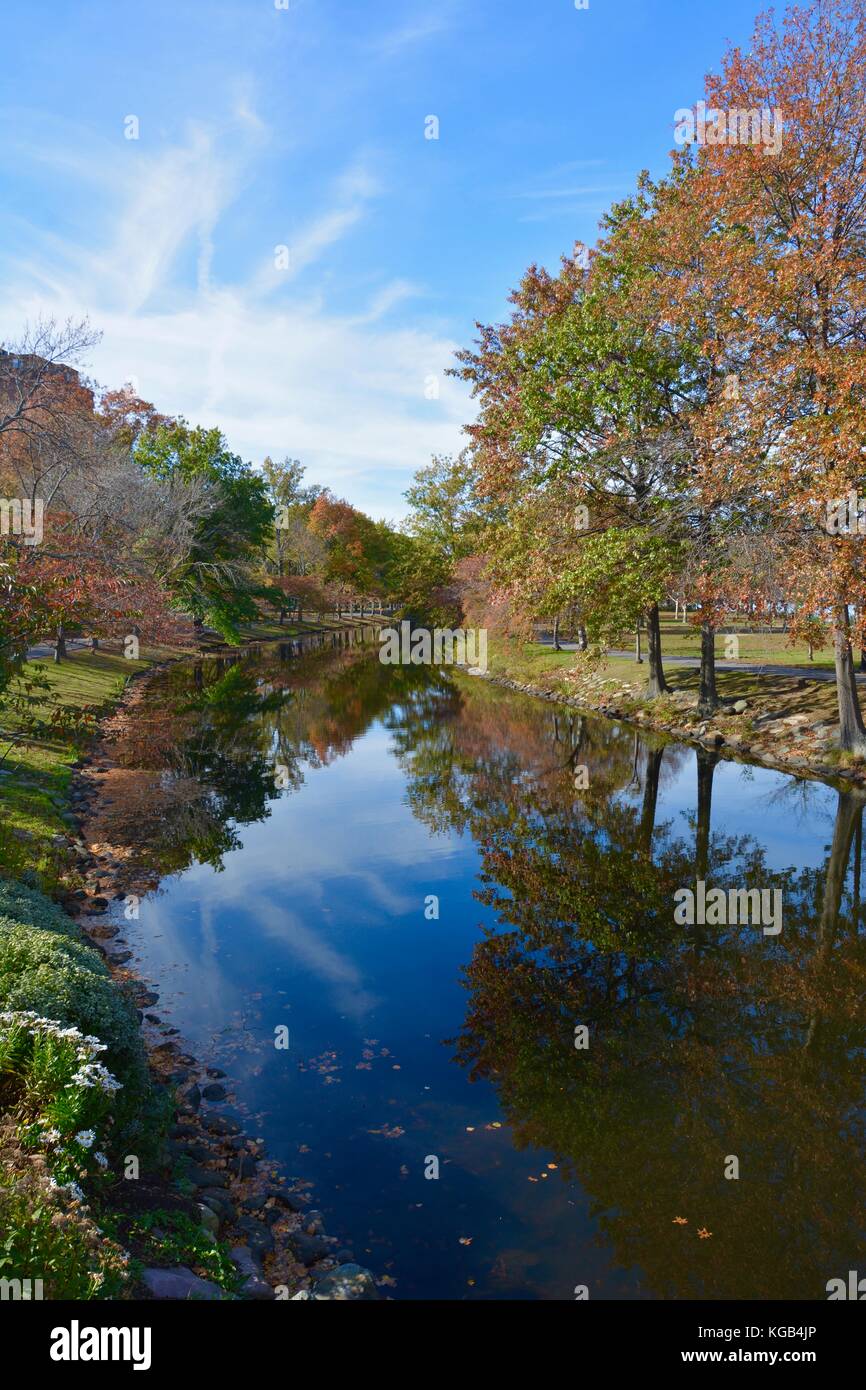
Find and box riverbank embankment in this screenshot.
[479,639,866,790]
[0,622,384,1300]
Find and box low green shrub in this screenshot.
[0,883,165,1158]
[0,1121,130,1300]
[0,918,144,1095]
[0,1011,120,1189]
[0,880,82,939]
[104,1208,240,1294]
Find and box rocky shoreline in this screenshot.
[477,666,866,790]
[57,644,382,1301]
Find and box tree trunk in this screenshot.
[853,806,862,940]
[639,746,664,856]
[54,623,67,663]
[833,607,866,754]
[644,603,669,698]
[577,626,588,652]
[806,789,864,1052]
[816,789,863,969]
[553,615,561,652]
[695,748,718,883]
[697,621,719,716]
[635,625,643,663]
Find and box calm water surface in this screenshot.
[104,641,866,1300]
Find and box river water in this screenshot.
[103,639,866,1300]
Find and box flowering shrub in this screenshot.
[0,911,152,1144]
[0,1011,121,1191]
[0,880,83,939]
[0,877,170,1155]
[0,1120,130,1299]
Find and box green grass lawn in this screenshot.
[0,615,383,888]
[486,637,582,685]
[232,618,306,641]
[0,647,167,891]
[487,638,845,729]
[231,613,384,643]
[620,612,839,668]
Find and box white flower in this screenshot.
[70,1062,122,1094]
[94,1152,109,1169]
[74,1130,95,1149]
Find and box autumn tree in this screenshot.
[454,234,697,697]
[675,0,866,748]
[134,421,274,641]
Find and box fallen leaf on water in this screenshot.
[672,1217,688,1225]
[459,1237,473,1246]
[698,1228,713,1239]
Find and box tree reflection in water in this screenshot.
[103,649,866,1299]
[391,675,866,1301]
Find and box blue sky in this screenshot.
[0,0,766,519]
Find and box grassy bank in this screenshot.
[0,646,176,893]
[616,611,840,669]
[0,616,382,1299]
[484,637,860,777]
[0,644,178,1295]
[0,617,377,888]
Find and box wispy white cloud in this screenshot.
[113,126,238,311]
[512,185,628,201]
[369,12,451,59]
[0,113,468,517]
[348,280,422,325]
[508,164,630,227]
[230,75,268,135]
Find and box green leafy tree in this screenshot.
[135,421,274,641]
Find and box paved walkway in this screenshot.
[537,637,865,684]
[25,638,92,660]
